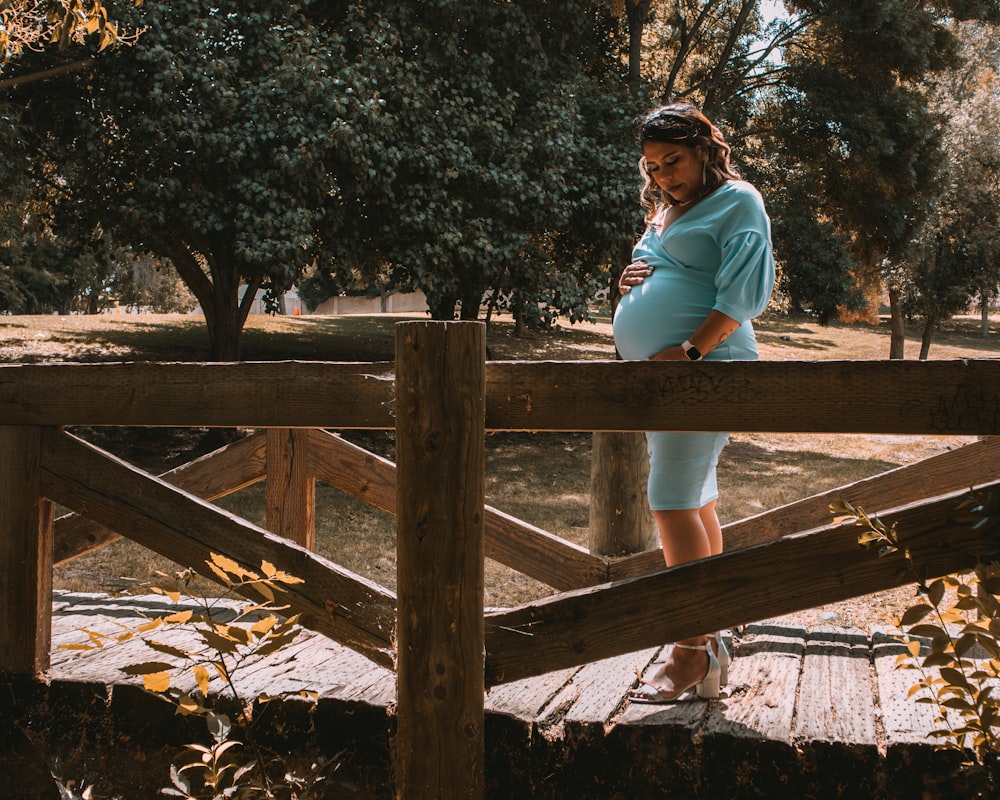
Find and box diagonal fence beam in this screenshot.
[53,430,268,564]
[484,478,1000,686]
[40,428,396,670]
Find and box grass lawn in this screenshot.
[3,309,997,626]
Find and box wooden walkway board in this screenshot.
[42,594,958,797]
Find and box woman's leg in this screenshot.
[641,505,717,695]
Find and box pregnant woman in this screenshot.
[613,103,775,703]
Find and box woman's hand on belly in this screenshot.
[618,260,654,294]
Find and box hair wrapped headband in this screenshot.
[640,111,711,144]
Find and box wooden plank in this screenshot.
[486,359,1000,434]
[0,426,53,674]
[484,479,1000,685]
[698,623,808,799]
[559,648,659,726]
[608,436,1000,581]
[266,428,315,549]
[309,428,608,591]
[40,428,397,670]
[54,431,267,564]
[483,668,579,721]
[394,320,486,800]
[792,626,876,745]
[872,629,939,746]
[7,359,1000,435]
[703,622,804,743]
[0,361,396,428]
[307,428,397,513]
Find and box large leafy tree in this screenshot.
[763,0,1000,354]
[307,0,638,326]
[19,0,388,359]
[15,0,640,354]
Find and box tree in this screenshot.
[901,22,1000,358]
[763,0,1000,355]
[18,0,389,359]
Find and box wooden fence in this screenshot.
[2,320,1000,798]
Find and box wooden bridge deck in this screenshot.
[31,591,965,799]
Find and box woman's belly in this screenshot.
[612,268,758,361]
[613,268,715,361]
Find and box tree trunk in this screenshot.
[983,292,992,338]
[589,431,654,556]
[919,315,936,361]
[625,0,652,93]
[589,253,653,557]
[888,287,906,359]
[160,242,255,362]
[459,285,482,321]
[427,294,458,321]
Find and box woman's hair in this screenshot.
[637,103,740,222]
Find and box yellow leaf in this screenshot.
[261,560,277,578]
[143,672,171,692]
[176,691,202,716]
[250,615,278,637]
[152,587,182,604]
[209,553,255,580]
[164,610,193,624]
[192,665,211,697]
[58,643,94,651]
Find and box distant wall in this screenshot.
[312,291,428,316]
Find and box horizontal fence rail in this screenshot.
[4,359,1000,434]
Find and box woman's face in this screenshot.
[642,140,706,205]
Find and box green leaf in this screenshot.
[900,604,935,627]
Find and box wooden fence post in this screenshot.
[394,321,486,800]
[0,426,53,673]
[265,428,315,549]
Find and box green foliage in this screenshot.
[838,492,1000,796]
[63,554,337,799]
[761,1,996,323]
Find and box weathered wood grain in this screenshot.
[394,320,487,800]
[703,622,804,743]
[484,479,1000,685]
[872,629,940,746]
[0,361,396,428]
[483,668,578,721]
[7,359,1000,435]
[0,426,52,673]
[266,428,315,549]
[792,626,876,746]
[486,359,1000,434]
[40,428,397,670]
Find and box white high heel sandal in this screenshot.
[628,641,721,703]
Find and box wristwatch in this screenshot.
[681,339,702,361]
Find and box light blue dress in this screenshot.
[612,180,775,510]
